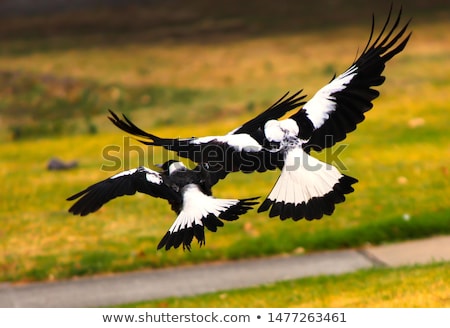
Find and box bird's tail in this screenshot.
[258,147,357,220]
[158,184,259,251]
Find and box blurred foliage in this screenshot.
[0,70,201,140]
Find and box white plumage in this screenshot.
[304,66,358,129]
[168,184,239,233]
[266,147,345,218]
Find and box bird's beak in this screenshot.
[155,163,163,168]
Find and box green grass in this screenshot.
[117,262,450,308]
[0,70,205,139]
[1,1,450,283]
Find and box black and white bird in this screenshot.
[108,8,411,222]
[67,160,259,250]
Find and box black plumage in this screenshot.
[68,161,259,250]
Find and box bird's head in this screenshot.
[279,119,299,137]
[264,119,299,142]
[156,160,186,175]
[264,120,283,142]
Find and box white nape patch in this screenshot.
[304,65,358,129]
[168,161,186,175]
[264,120,284,142]
[168,184,238,233]
[110,168,137,179]
[279,119,299,137]
[267,146,343,204]
[192,134,262,152]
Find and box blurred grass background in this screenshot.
[0,0,449,283]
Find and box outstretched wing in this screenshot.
[290,6,412,152]
[67,166,180,216]
[108,90,306,177]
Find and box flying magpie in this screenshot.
[108,7,411,222]
[67,160,259,250]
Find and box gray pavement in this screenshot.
[1,235,449,308]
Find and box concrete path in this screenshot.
[1,235,449,308]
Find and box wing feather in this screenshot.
[289,7,411,152]
[67,167,180,216]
